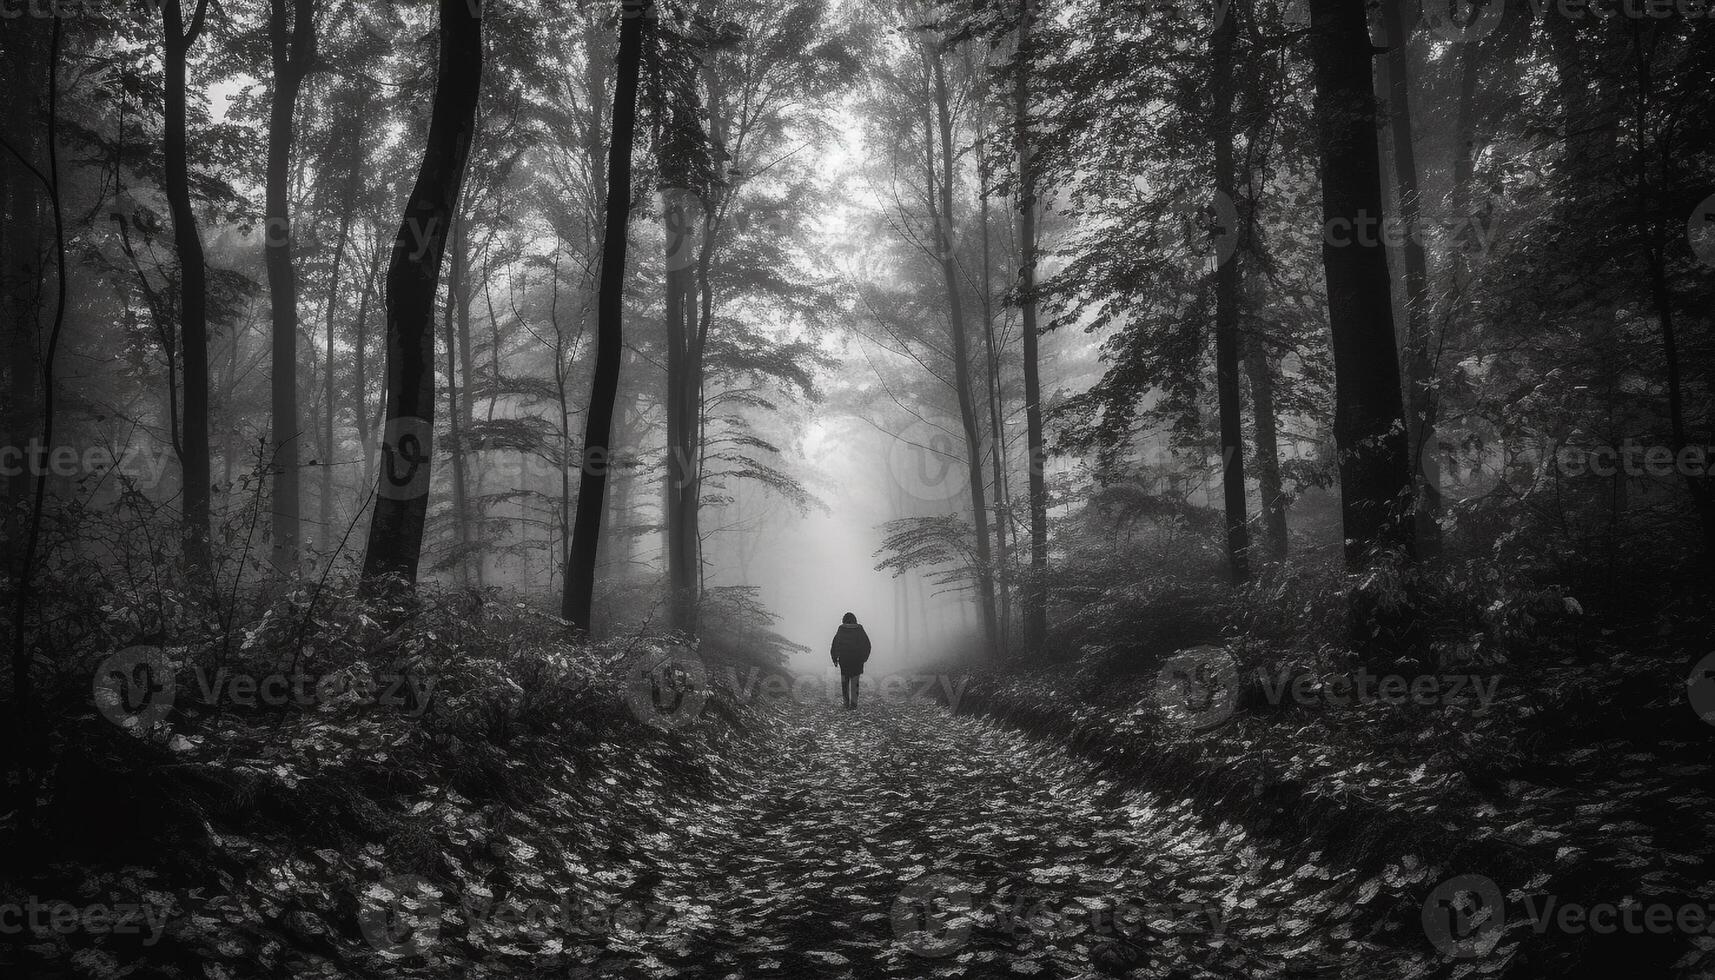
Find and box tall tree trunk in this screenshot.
[1244,314,1289,560]
[1013,0,1050,653]
[1306,0,1414,566]
[1,27,42,574]
[926,42,999,654]
[8,9,66,851]
[598,354,641,627]
[1211,1,1251,583]
[968,42,1012,656]
[547,246,574,597]
[562,0,646,631]
[354,239,382,492]
[663,185,697,632]
[675,47,736,636]
[320,112,359,552]
[979,144,1012,657]
[361,0,483,586]
[164,0,213,576]
[221,320,241,489]
[1432,25,1481,516]
[1631,29,1715,559]
[1380,0,1440,560]
[265,0,314,573]
[443,211,472,584]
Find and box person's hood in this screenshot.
[838,622,864,631]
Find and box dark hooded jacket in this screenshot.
[830,623,872,675]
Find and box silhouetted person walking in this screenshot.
[830,612,872,709]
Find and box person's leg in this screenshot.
[848,675,859,708]
[839,672,851,708]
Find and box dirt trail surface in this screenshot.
[557,695,1435,979]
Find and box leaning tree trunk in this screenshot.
[353,241,382,492]
[1306,0,1414,566]
[1013,0,1050,653]
[361,0,483,586]
[164,0,213,577]
[1380,0,1440,560]
[562,0,646,631]
[265,0,314,573]
[1211,0,1251,584]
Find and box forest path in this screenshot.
[590,693,1432,979]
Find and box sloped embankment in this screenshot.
[932,647,1715,978]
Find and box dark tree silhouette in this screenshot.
[1306,0,1412,566]
[165,0,214,576]
[361,0,484,585]
[2,23,43,564]
[5,7,65,849]
[1211,0,1250,583]
[265,0,316,572]
[563,0,648,631]
[1379,0,1439,561]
